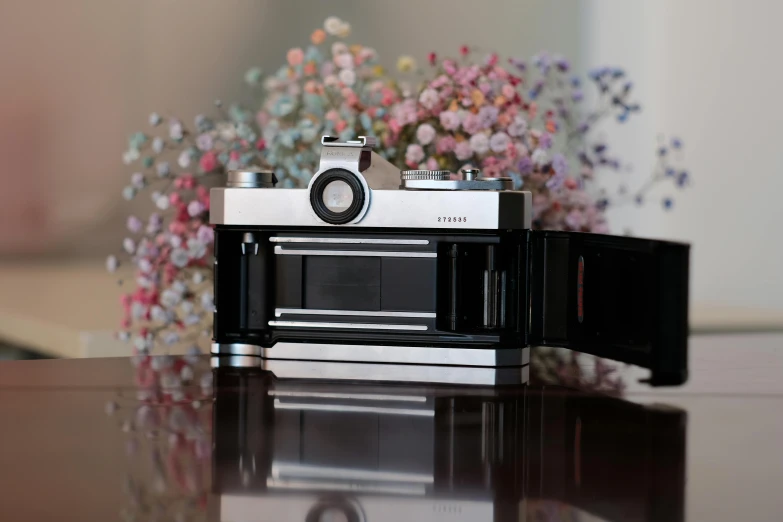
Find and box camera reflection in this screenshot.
[211,362,686,522]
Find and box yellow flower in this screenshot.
[471,89,486,107]
[336,22,351,38]
[494,95,507,107]
[373,65,386,77]
[448,100,459,112]
[397,55,417,73]
[350,44,363,55]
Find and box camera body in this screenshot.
[210,136,690,386]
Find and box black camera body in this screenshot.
[210,136,690,386]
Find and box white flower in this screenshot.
[180,366,194,383]
[331,42,348,56]
[338,69,356,86]
[187,200,205,217]
[217,122,236,141]
[323,74,339,87]
[122,149,139,165]
[170,235,182,248]
[172,280,187,295]
[200,372,213,393]
[169,120,184,140]
[336,21,351,38]
[187,238,207,259]
[106,255,119,273]
[138,258,152,274]
[185,345,202,365]
[130,301,145,320]
[155,195,170,211]
[170,247,189,268]
[507,116,528,137]
[181,300,194,315]
[192,271,205,285]
[162,332,180,346]
[160,289,182,308]
[151,305,169,323]
[123,238,136,254]
[489,132,511,153]
[156,162,170,178]
[324,16,344,36]
[133,336,150,353]
[201,292,215,313]
[405,144,425,165]
[136,276,154,289]
[152,137,164,154]
[149,112,162,126]
[531,148,548,166]
[416,123,436,145]
[418,88,439,110]
[184,314,201,326]
[117,331,130,342]
[469,133,490,155]
[178,150,191,168]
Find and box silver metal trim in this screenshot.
[401,178,513,191]
[270,237,429,245]
[268,321,428,331]
[275,308,436,318]
[263,360,530,386]
[269,390,427,403]
[211,342,530,367]
[273,246,436,258]
[265,478,426,496]
[210,188,532,229]
[272,462,433,484]
[274,399,434,417]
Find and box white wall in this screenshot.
[582,0,783,309]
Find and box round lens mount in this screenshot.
[309,168,366,225]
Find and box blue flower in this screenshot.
[298,119,320,143]
[658,146,668,157]
[671,137,683,149]
[240,153,255,166]
[229,104,250,123]
[571,89,584,102]
[305,45,323,62]
[271,95,296,117]
[517,156,534,175]
[666,167,676,177]
[612,68,625,78]
[279,129,300,149]
[375,108,386,118]
[236,123,256,142]
[244,66,263,86]
[508,172,524,190]
[635,195,644,205]
[662,197,674,210]
[676,171,689,187]
[129,132,147,149]
[597,198,609,210]
[551,153,569,175]
[554,56,570,72]
[617,111,629,123]
[339,127,355,142]
[194,114,214,132]
[359,112,372,131]
[570,76,581,87]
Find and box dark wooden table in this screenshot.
[0,333,781,521]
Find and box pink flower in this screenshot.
[405,144,425,165]
[428,52,437,66]
[455,141,473,161]
[462,113,482,135]
[196,225,214,244]
[325,109,340,121]
[489,132,511,153]
[565,209,587,230]
[430,75,449,89]
[478,81,492,95]
[287,48,304,66]
[334,53,354,69]
[335,120,348,133]
[418,88,439,110]
[381,88,397,106]
[443,60,457,75]
[426,157,439,170]
[188,200,205,217]
[199,152,217,173]
[439,111,460,131]
[485,53,499,66]
[501,84,516,99]
[436,136,457,154]
[169,192,182,205]
[255,138,266,151]
[175,173,195,189]
[388,119,402,134]
[416,123,436,145]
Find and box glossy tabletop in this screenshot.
[1,333,782,521]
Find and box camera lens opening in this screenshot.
[310,168,365,225]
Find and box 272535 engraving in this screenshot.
[438,217,467,223]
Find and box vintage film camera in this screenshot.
[210,363,686,522]
[210,136,690,386]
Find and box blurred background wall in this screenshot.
[0,0,780,309]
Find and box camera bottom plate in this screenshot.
[211,342,529,386]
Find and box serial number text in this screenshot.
[438,217,468,223]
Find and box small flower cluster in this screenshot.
[249,16,403,186]
[111,16,689,351]
[105,351,213,520]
